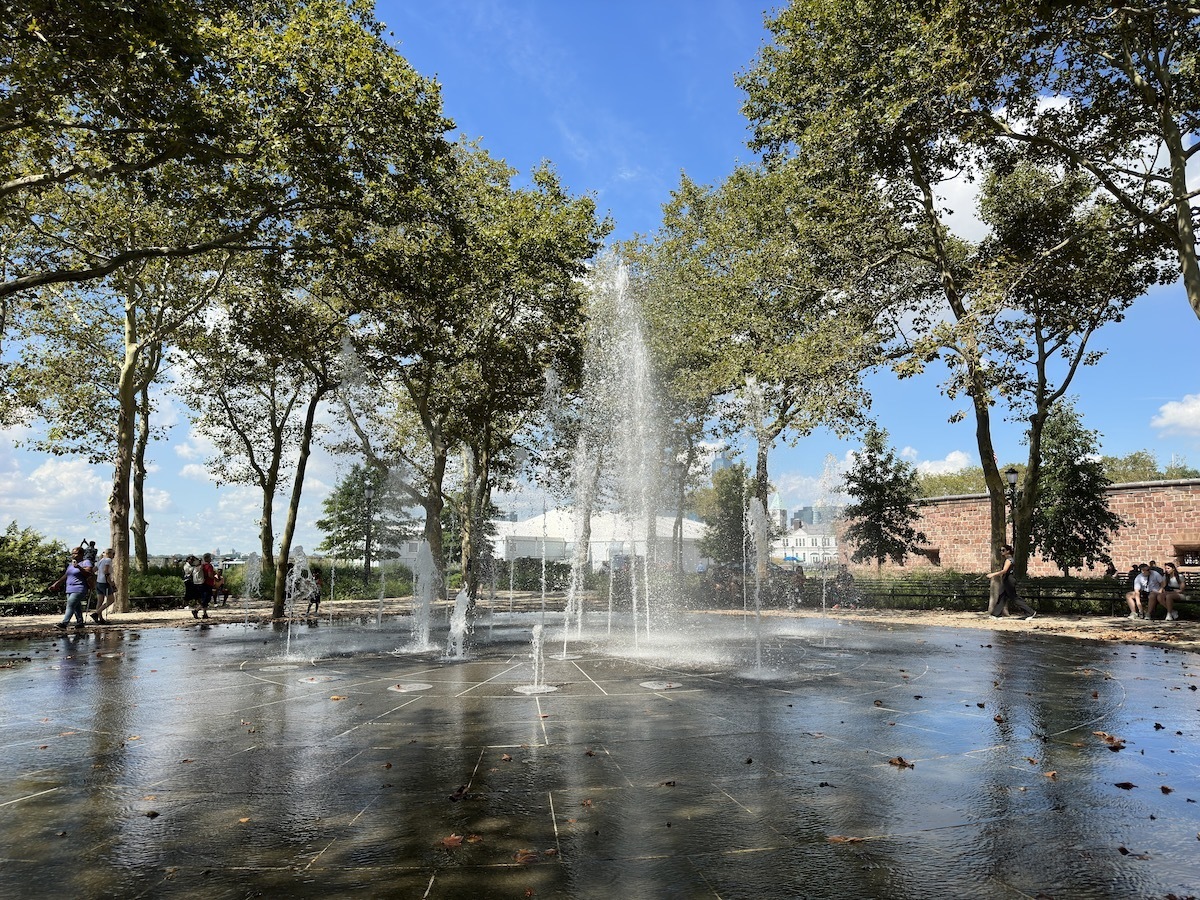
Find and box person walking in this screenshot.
[91,548,116,623]
[50,546,93,630]
[184,555,201,617]
[987,544,1036,619]
[198,553,217,619]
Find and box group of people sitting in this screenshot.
[1124,560,1187,621]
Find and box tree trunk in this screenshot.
[272,384,328,617]
[754,436,771,511]
[109,298,140,614]
[421,444,448,601]
[259,480,277,569]
[130,379,152,572]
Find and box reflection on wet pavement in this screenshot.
[1,614,1198,898]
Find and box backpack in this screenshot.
[192,565,205,585]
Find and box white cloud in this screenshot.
[1152,394,1200,436]
[915,450,973,475]
[179,463,211,481]
[142,486,172,513]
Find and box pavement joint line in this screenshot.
[454,662,521,697]
[536,696,550,744]
[569,659,609,694]
[547,789,563,858]
[0,787,59,806]
[334,697,423,739]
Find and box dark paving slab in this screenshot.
[1,613,1198,899]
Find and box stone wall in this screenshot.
[840,479,1200,576]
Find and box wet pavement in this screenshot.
[2,612,1198,899]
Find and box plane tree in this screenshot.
[641,163,890,513]
[740,1,1165,594]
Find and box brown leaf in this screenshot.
[501,753,513,762]
[524,889,535,897]
[1092,691,1099,699]
[584,749,596,757]
[1025,757,1038,765]
[329,695,346,701]
[543,848,558,856]
[828,835,865,843]
[440,833,464,848]
[466,834,483,844]
[515,848,540,864]
[888,756,914,769]
[1044,771,1058,780]
[993,715,1004,723]
[873,699,883,707]
[181,759,193,764]
[383,763,392,769]
[659,780,676,787]
[1114,782,1137,790]
[145,811,159,819]
[238,817,250,823]
[1161,786,1174,794]
[581,798,593,807]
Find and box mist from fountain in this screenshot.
[241,552,262,625]
[446,588,470,659]
[514,623,557,694]
[747,497,771,669]
[283,546,316,657]
[408,540,437,651]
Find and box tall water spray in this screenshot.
[446,588,470,659]
[410,540,437,649]
[747,497,771,669]
[579,257,662,647]
[560,433,595,658]
[283,546,316,657]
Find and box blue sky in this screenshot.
[2,0,1198,553]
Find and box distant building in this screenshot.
[768,494,787,531]
[490,508,707,572]
[711,450,735,476]
[771,521,839,570]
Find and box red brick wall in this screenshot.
[840,479,1200,576]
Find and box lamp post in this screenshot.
[1004,467,1019,546]
[364,482,374,588]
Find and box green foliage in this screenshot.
[1102,450,1200,484]
[840,426,927,568]
[0,522,68,595]
[1030,402,1125,576]
[698,463,753,567]
[316,463,415,560]
[918,467,988,498]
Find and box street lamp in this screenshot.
[1004,467,1019,545]
[364,482,374,588]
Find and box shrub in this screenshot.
[0,522,69,595]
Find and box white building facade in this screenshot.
[490,508,707,572]
[771,522,839,570]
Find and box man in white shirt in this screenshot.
[1125,564,1158,619]
[91,548,116,624]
